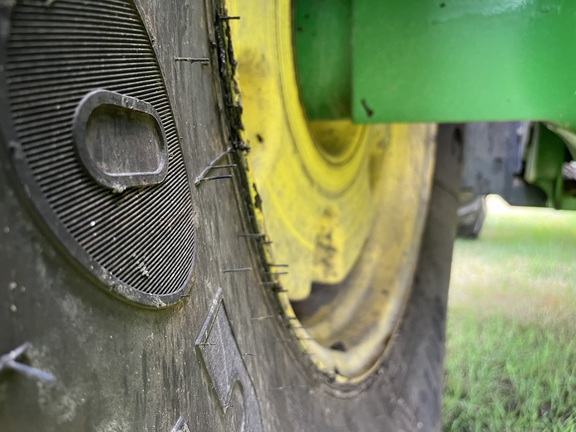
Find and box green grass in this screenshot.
[443,196,576,432]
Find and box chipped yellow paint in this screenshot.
[227,0,436,381]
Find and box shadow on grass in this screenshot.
[443,196,576,431]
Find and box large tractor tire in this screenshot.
[0,1,462,430]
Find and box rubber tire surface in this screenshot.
[0,1,462,430]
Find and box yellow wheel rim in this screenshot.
[227,0,436,382]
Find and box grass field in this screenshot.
[443,196,576,432]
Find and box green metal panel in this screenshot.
[294,0,351,119]
[353,0,576,126]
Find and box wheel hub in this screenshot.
[228,0,436,382]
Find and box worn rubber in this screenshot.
[0,0,462,429]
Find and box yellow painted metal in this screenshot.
[227,0,435,381]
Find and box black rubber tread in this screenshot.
[368,124,463,430]
[0,0,462,429]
